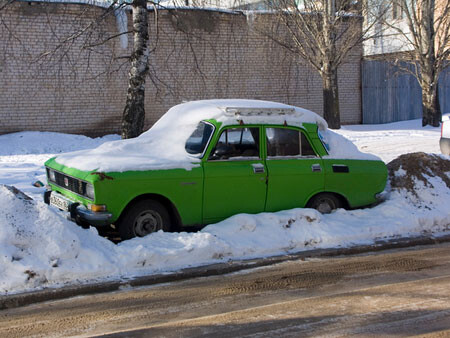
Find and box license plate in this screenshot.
[49,193,70,212]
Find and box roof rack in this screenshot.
[225,107,297,116]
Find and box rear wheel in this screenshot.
[307,193,342,214]
[117,199,170,240]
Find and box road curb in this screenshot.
[2,234,450,310]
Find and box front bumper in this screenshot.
[44,190,112,227]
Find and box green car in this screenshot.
[44,100,387,239]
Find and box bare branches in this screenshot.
[263,0,391,73]
[85,30,133,49]
[36,2,123,62]
[0,0,14,11]
[378,0,450,126]
[254,0,384,128]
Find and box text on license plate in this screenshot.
[49,193,70,211]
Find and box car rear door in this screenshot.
[264,126,325,212]
[202,126,267,224]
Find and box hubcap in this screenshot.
[316,198,334,214]
[134,210,163,237]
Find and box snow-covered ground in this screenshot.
[0,120,448,295]
[338,119,441,163]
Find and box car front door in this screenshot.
[264,126,325,212]
[202,126,267,224]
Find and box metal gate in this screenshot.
[362,60,450,124]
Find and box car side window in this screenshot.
[266,128,317,157]
[209,127,260,161]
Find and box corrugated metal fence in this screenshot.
[362,60,450,124]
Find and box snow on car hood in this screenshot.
[55,99,379,172]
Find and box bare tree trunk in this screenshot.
[121,0,149,139]
[322,68,341,129]
[418,0,440,128]
[421,75,440,127]
[322,0,341,129]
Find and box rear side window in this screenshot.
[266,128,316,157]
[209,127,260,160]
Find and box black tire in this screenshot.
[117,199,170,240]
[307,193,342,214]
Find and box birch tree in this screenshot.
[121,0,150,139]
[381,0,449,127]
[263,0,383,129]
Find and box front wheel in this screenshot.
[117,199,170,240]
[307,193,342,214]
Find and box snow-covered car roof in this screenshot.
[150,99,328,130]
[55,99,379,173]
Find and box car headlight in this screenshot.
[48,169,56,182]
[85,183,95,199]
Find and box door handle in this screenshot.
[252,163,265,174]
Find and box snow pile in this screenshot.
[55,99,377,173]
[0,183,229,293]
[0,185,117,292]
[0,131,119,156]
[387,152,450,204]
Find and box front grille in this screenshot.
[47,168,88,197]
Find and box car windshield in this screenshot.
[185,121,214,156]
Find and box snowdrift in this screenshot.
[0,153,449,295]
[0,131,118,156]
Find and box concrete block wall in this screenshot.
[0,3,362,136]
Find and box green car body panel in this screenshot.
[44,120,388,228]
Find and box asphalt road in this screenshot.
[1,243,450,337]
